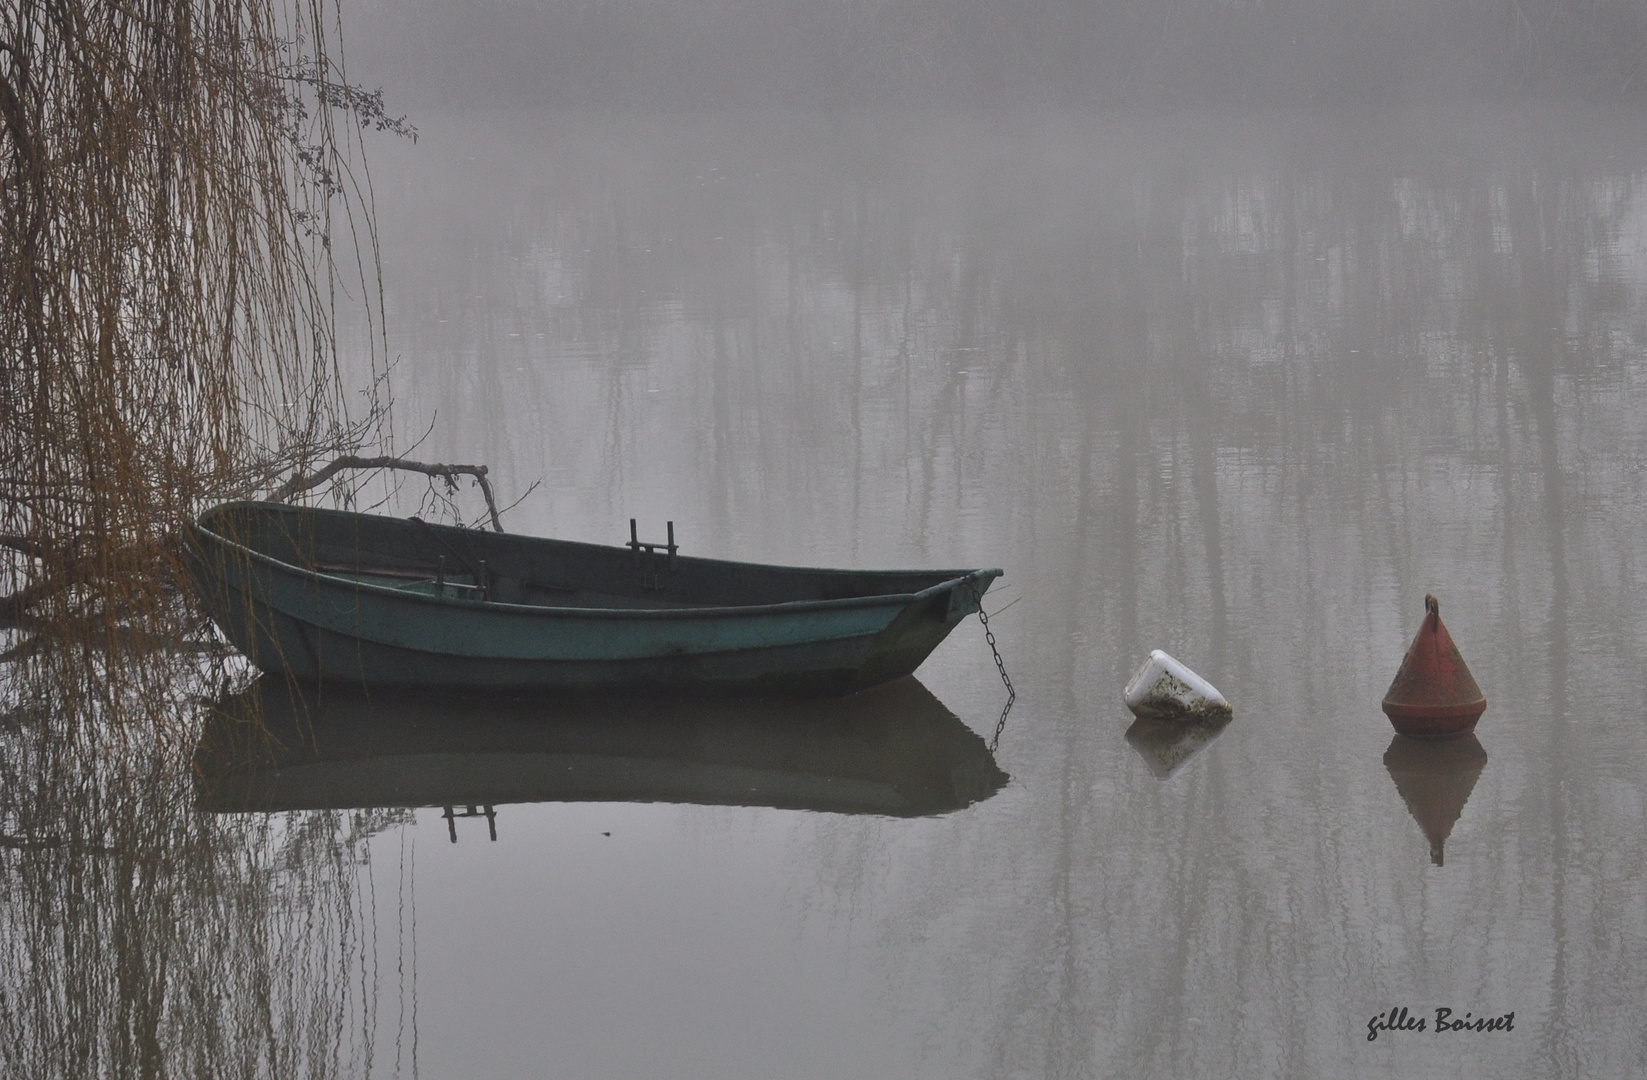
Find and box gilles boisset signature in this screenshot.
[1367,1007,1515,1041]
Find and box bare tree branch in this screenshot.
[270,454,506,532]
[0,579,64,630]
[0,535,48,558]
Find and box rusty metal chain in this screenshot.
[968,580,1015,752]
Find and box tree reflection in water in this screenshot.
[0,653,409,1080]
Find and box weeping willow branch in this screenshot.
[0,11,411,1071]
[0,1,406,723]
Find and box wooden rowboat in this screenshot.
[187,502,1002,694]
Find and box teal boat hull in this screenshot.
[188,502,1001,695]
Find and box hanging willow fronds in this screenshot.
[0,6,416,1067]
[0,0,405,720]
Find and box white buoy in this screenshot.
[1123,649,1232,721]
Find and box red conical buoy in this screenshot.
[1381,594,1486,738]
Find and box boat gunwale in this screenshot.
[191,510,1002,623]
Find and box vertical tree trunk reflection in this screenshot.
[0,658,406,1079]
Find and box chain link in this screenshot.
[968,580,1015,752]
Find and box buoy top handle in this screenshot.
[1424,593,1439,616]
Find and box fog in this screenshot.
[302,90,1647,1074]
[9,1,1647,1077]
[344,0,1647,110]
[113,5,1647,1078]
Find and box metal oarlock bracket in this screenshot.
[628,518,679,571]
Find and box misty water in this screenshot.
[24,104,1647,1078]
[307,106,1645,1078]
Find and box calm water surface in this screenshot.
[20,107,1647,1078]
[345,107,1647,1079]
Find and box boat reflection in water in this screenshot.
[1123,714,1233,780]
[1382,734,1488,866]
[195,677,1009,833]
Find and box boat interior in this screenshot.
[197,502,978,610]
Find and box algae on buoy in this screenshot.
[1123,650,1232,722]
[1381,594,1486,738]
[1383,733,1488,866]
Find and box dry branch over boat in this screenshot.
[272,455,506,532]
